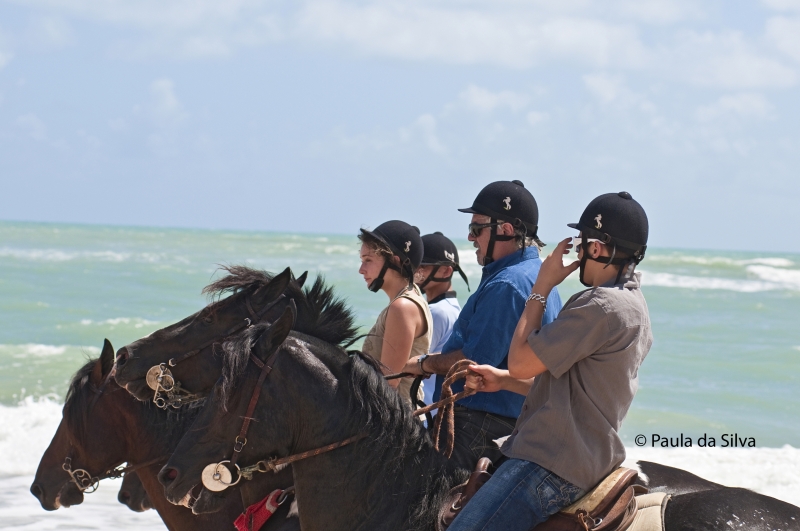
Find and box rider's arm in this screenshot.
[509,238,578,379]
[382,297,426,388]
[465,365,534,396]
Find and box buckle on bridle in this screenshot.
[233,436,247,453]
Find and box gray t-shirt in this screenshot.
[501,272,652,491]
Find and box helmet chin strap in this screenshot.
[579,242,634,287]
[368,260,402,292]
[417,265,443,290]
[483,218,515,266]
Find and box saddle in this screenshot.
[438,461,644,531]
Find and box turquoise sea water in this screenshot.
[1,220,799,449]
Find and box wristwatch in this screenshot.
[418,354,432,377]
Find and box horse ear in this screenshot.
[100,339,115,378]
[92,339,115,383]
[295,271,309,289]
[254,267,292,305]
[254,302,296,362]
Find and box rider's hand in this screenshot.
[402,356,425,376]
[534,237,579,293]
[465,364,508,394]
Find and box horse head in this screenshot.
[158,305,304,514]
[31,339,128,510]
[118,471,152,512]
[114,267,296,403]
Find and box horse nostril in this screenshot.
[115,348,129,366]
[119,491,131,502]
[30,483,43,500]
[158,467,179,487]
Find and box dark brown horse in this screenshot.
[114,266,357,405]
[119,471,152,512]
[30,339,299,531]
[160,319,800,531]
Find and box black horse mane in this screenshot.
[203,265,359,348]
[219,323,465,530]
[65,359,202,451]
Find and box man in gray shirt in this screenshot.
[448,192,652,531]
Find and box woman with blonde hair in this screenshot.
[358,220,432,404]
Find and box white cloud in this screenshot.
[148,78,188,126]
[458,85,528,112]
[583,73,626,103]
[761,0,800,11]
[28,17,74,48]
[16,114,47,140]
[297,2,650,69]
[696,93,774,122]
[526,111,549,126]
[400,114,446,154]
[766,17,800,62]
[665,30,797,88]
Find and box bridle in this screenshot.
[146,291,290,409]
[201,306,367,492]
[62,366,167,494]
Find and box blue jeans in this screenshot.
[448,458,585,531]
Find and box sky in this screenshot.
[1,0,799,253]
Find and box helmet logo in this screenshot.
[444,251,455,262]
[594,214,602,229]
[503,197,511,210]
[404,241,411,252]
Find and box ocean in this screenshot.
[1,220,799,528]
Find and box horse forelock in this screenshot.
[64,359,98,450]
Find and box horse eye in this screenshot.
[202,313,213,324]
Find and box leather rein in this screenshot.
[147,292,289,409]
[201,327,367,492]
[203,356,477,491]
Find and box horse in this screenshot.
[114,266,358,406]
[160,316,800,531]
[30,339,300,531]
[119,471,152,512]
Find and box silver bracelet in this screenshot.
[526,292,547,311]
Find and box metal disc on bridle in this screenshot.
[201,462,237,492]
[146,366,162,390]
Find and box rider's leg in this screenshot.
[447,458,585,531]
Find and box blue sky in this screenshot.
[1,0,799,252]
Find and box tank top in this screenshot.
[362,284,433,404]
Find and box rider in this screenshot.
[450,192,653,531]
[403,180,561,471]
[359,220,433,404]
[414,232,470,407]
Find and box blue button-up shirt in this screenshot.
[435,246,562,419]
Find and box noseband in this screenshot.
[146,292,289,409]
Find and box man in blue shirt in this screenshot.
[404,180,561,471]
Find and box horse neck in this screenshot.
[290,438,448,531]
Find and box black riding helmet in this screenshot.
[417,232,471,291]
[569,191,648,287]
[360,220,423,292]
[458,180,544,265]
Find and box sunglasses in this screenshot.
[468,222,501,238]
[572,237,605,253]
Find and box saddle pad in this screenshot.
[561,468,637,515]
[628,492,669,531]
